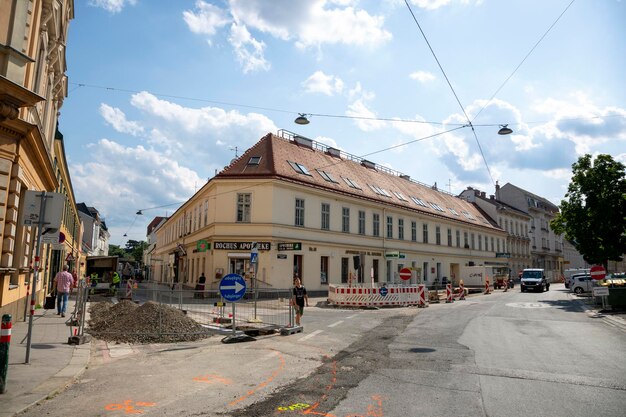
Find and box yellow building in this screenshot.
[0,0,75,319]
[151,131,508,293]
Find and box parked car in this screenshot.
[571,274,594,294]
[564,268,590,289]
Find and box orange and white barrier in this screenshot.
[417,284,428,308]
[484,278,491,295]
[445,283,454,303]
[328,285,420,307]
[457,283,466,300]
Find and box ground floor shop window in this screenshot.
[341,257,349,283]
[320,256,328,284]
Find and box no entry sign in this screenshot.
[590,265,606,280]
[399,268,412,281]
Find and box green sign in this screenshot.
[197,240,210,252]
[278,242,302,251]
[495,252,511,258]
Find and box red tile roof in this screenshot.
[217,132,502,231]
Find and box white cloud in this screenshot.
[88,0,136,14]
[228,23,270,73]
[99,104,144,136]
[183,1,231,38]
[409,70,436,83]
[407,0,483,10]
[302,71,345,96]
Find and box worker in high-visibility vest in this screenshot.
[110,271,121,295]
[90,272,99,294]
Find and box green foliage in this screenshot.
[108,244,127,258]
[550,154,626,266]
[130,241,148,263]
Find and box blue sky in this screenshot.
[62,0,626,245]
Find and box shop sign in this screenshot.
[278,242,302,251]
[213,241,271,251]
[277,254,288,259]
[495,252,511,258]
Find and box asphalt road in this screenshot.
[17,284,626,417]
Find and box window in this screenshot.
[393,191,408,201]
[320,257,329,284]
[295,198,305,227]
[342,177,361,189]
[386,216,393,239]
[288,161,312,176]
[429,202,445,212]
[448,208,459,216]
[237,193,251,222]
[411,196,428,207]
[247,156,261,165]
[461,211,475,220]
[456,230,460,247]
[471,233,476,249]
[447,228,452,246]
[436,226,441,245]
[398,219,404,240]
[372,259,379,283]
[204,200,208,226]
[411,221,417,242]
[342,207,350,233]
[478,235,482,251]
[423,223,429,243]
[373,213,380,237]
[341,258,349,283]
[464,231,469,248]
[491,237,495,252]
[317,169,338,183]
[321,203,330,230]
[358,210,366,235]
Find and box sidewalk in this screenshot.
[0,299,90,417]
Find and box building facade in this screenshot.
[0,0,75,319]
[496,182,563,279]
[151,131,508,293]
[77,203,110,256]
[459,186,532,276]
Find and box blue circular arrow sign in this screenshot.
[219,273,247,302]
[379,286,388,297]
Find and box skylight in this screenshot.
[429,202,445,212]
[317,169,338,183]
[288,161,312,176]
[247,156,261,165]
[448,208,459,216]
[393,191,408,202]
[411,196,428,207]
[461,211,475,220]
[342,177,361,189]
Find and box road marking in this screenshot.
[506,302,551,309]
[327,320,344,328]
[105,399,156,414]
[346,314,358,319]
[229,350,285,406]
[299,330,323,341]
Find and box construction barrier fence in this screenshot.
[327,284,424,307]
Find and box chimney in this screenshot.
[495,181,501,200]
[480,191,486,198]
[489,195,495,200]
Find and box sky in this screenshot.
[61,0,626,246]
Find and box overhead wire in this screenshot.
[403,0,495,186]
[471,0,577,123]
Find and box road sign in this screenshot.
[20,191,66,229]
[399,268,411,281]
[593,287,609,297]
[590,265,606,280]
[65,253,75,262]
[219,274,247,302]
[379,286,388,296]
[250,252,258,264]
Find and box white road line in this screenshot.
[327,320,344,328]
[346,314,358,319]
[299,329,323,341]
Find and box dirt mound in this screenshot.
[87,300,210,344]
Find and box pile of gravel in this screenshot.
[87,300,210,344]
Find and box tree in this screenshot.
[108,244,127,258]
[551,154,626,268]
[130,241,148,263]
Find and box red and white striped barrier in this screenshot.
[328,285,420,307]
[445,283,454,303]
[457,283,466,300]
[417,284,427,308]
[484,279,491,295]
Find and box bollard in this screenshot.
[1,314,12,394]
[458,283,466,300]
[484,279,491,295]
[417,284,427,308]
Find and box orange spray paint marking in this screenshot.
[193,374,232,385]
[302,355,338,417]
[104,399,156,414]
[228,350,285,406]
[366,395,384,417]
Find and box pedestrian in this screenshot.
[53,264,75,317]
[292,277,308,326]
[195,273,206,299]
